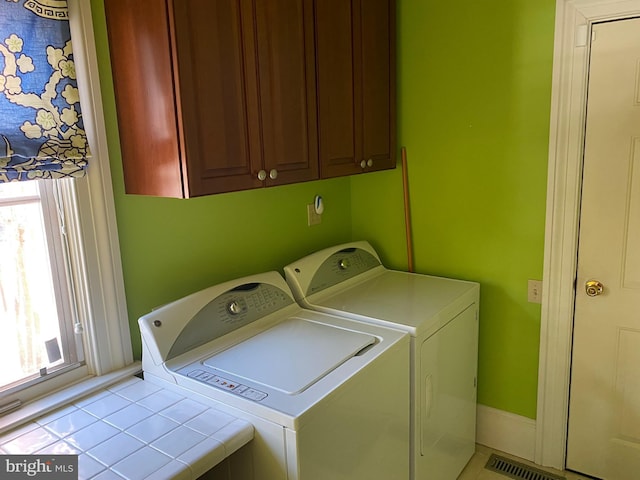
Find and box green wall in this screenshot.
[353,0,556,419]
[93,0,556,420]
[91,0,354,359]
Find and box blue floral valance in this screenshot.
[0,0,90,182]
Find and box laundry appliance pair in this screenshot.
[139,241,479,480]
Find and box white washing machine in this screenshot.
[139,271,410,480]
[284,241,480,480]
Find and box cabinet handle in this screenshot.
[367,158,373,167]
[269,169,278,180]
[360,160,366,169]
[257,170,267,181]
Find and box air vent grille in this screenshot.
[485,454,565,480]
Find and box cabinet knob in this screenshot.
[367,158,373,167]
[257,170,267,181]
[360,160,366,169]
[269,169,278,180]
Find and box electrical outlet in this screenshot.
[307,204,321,226]
[528,280,542,304]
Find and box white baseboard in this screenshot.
[476,404,536,462]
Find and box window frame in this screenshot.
[0,0,133,426]
[66,0,132,374]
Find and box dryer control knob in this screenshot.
[338,258,350,270]
[227,301,242,315]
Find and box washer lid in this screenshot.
[203,318,376,395]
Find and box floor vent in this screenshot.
[485,454,565,480]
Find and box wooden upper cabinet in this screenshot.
[104,0,393,198]
[105,0,317,197]
[316,0,396,178]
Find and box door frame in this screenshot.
[537,0,640,469]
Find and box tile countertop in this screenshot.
[0,377,254,480]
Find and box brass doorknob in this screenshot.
[585,280,604,297]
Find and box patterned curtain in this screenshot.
[0,0,90,182]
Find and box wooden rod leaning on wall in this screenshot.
[401,147,414,273]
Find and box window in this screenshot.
[0,180,84,394]
[0,0,132,421]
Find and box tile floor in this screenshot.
[459,445,592,480]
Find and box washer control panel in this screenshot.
[184,368,268,402]
[166,282,293,360]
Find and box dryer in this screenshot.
[139,271,410,480]
[284,241,480,480]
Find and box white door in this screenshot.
[566,17,640,479]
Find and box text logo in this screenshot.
[1,455,77,479]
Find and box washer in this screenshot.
[139,271,410,480]
[284,241,480,480]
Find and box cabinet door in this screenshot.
[316,0,396,178]
[105,0,184,197]
[315,0,360,178]
[361,0,396,172]
[255,0,319,186]
[172,0,263,196]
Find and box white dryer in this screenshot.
[284,241,479,480]
[139,271,410,480]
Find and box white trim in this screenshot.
[476,404,536,462]
[67,0,133,373]
[537,0,640,469]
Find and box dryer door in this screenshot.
[418,304,478,479]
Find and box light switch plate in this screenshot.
[528,280,542,304]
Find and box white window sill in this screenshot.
[0,362,142,435]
